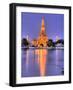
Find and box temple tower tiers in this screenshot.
[37,17,48,47]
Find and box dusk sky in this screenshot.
[21,12,64,41]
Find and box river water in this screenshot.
[21,48,64,77]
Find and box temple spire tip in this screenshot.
[42,16,45,19]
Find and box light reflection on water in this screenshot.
[35,49,47,76]
[21,48,64,77]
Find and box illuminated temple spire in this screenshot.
[39,16,46,36]
[37,17,48,47]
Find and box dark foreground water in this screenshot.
[21,48,64,77]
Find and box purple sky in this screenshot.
[21,12,64,41]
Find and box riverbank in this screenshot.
[22,46,64,50]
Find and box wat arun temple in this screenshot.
[32,17,48,47]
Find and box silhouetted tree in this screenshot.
[22,38,29,46]
[47,39,53,47]
[56,39,64,45]
[52,42,55,47]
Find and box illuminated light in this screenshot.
[56,36,59,41]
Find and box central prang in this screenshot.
[32,17,48,47]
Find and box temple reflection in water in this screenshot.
[35,49,47,76]
[21,48,64,77]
